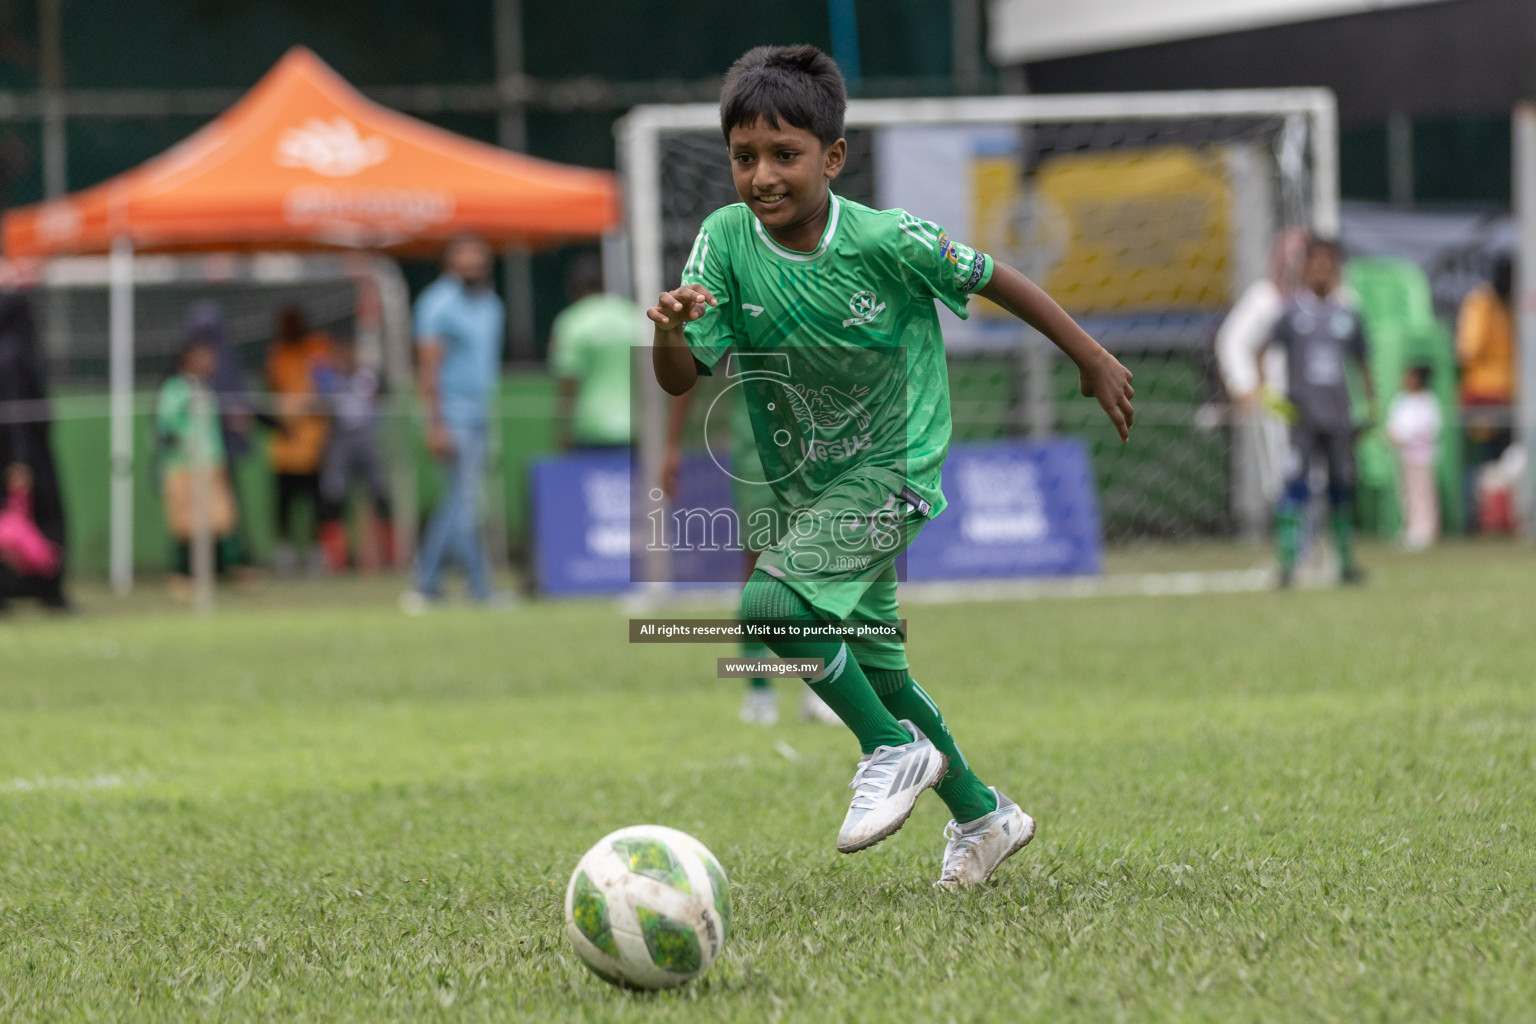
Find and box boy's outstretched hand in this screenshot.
[647,284,717,332]
[1079,353,1136,443]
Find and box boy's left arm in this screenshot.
[980,261,1136,442]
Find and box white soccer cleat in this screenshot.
[739,689,779,726]
[935,787,1035,889]
[837,720,947,853]
[799,686,844,725]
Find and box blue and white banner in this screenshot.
[529,438,1101,595]
[529,450,634,596]
[905,439,1102,580]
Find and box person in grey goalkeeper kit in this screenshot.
[401,236,509,612]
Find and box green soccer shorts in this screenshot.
[752,468,928,672]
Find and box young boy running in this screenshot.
[648,45,1135,887]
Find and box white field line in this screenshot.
[618,569,1281,614]
[1,771,148,794]
[898,568,1277,605]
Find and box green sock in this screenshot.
[866,668,997,823]
[742,641,772,692]
[741,571,910,753]
[1331,505,1355,571]
[1276,504,1302,571]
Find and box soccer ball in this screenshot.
[564,825,731,989]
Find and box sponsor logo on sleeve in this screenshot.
[936,232,961,266]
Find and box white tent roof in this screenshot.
[988,0,1450,64]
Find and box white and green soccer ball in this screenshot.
[564,825,731,990]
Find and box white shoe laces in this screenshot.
[847,748,901,811]
[939,819,988,880]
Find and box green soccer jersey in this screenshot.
[548,292,642,446]
[680,194,993,518]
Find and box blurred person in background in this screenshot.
[1386,364,1442,551]
[315,336,394,571]
[0,292,69,612]
[1215,228,1308,540]
[1260,237,1374,588]
[185,300,259,578]
[156,336,239,600]
[265,305,335,574]
[1455,254,1516,529]
[549,252,638,451]
[402,235,506,611]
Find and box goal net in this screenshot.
[618,91,1338,566]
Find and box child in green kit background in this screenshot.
[647,45,1135,888]
[156,336,240,597]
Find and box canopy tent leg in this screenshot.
[370,256,418,571]
[108,236,135,594]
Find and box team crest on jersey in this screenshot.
[1329,311,1354,338]
[843,290,886,328]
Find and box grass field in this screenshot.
[2,542,1534,1021]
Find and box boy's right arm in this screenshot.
[647,285,717,396]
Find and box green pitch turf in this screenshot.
[2,543,1534,1021]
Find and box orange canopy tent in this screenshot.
[1,47,621,596]
[3,46,620,257]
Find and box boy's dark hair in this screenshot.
[1306,236,1343,260]
[567,251,604,300]
[720,45,846,146]
[1406,363,1432,386]
[175,335,214,370]
[1492,252,1513,300]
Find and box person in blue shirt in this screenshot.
[404,235,506,609]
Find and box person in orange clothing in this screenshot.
[265,305,337,574]
[1455,255,1517,528]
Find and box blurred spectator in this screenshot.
[315,336,394,571]
[265,305,335,574]
[0,293,69,612]
[1261,237,1374,588]
[156,336,239,600]
[402,236,506,610]
[1456,254,1516,527]
[549,253,639,450]
[1216,228,1308,540]
[1386,364,1442,551]
[185,300,259,574]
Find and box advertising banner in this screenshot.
[905,438,1103,580]
[532,438,1101,594]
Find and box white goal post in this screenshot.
[614,89,1339,584]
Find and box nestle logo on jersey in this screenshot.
[788,383,875,464]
